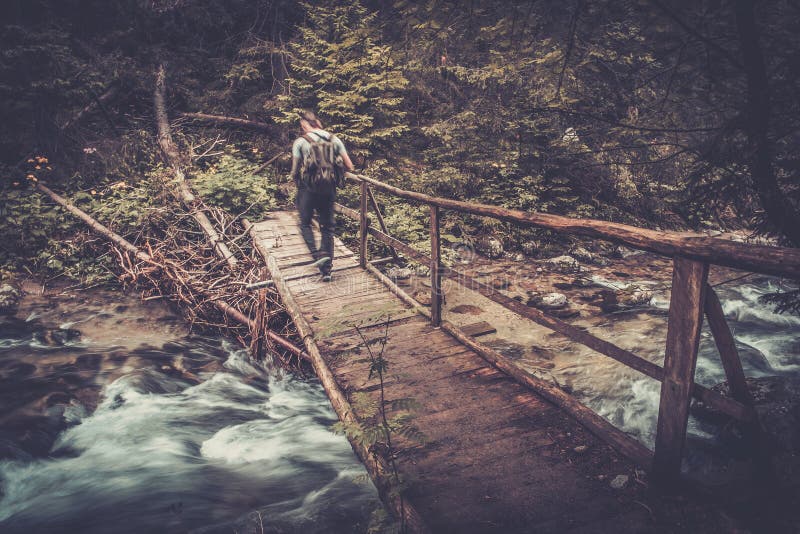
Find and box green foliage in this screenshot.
[277,0,409,162]
[192,153,277,219]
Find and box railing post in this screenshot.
[704,285,753,406]
[430,204,442,326]
[359,180,368,268]
[652,256,709,483]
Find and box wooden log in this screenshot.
[430,204,442,327]
[36,184,153,264]
[359,181,369,268]
[364,225,754,422]
[365,261,653,467]
[60,84,119,131]
[154,65,238,269]
[179,111,273,132]
[334,202,366,223]
[246,220,430,534]
[367,187,400,262]
[653,258,709,482]
[344,173,800,279]
[461,321,497,337]
[704,285,754,406]
[38,186,305,361]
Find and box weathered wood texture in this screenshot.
[253,210,663,533]
[36,189,306,361]
[154,65,238,269]
[653,258,709,482]
[178,111,273,132]
[344,215,753,423]
[344,173,800,279]
[429,204,442,326]
[705,285,754,406]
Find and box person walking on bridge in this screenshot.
[290,111,354,282]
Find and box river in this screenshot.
[0,286,381,533]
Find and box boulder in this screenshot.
[521,241,539,257]
[0,282,23,316]
[526,291,568,309]
[475,236,504,259]
[544,255,580,273]
[387,267,413,280]
[609,474,629,490]
[597,287,652,312]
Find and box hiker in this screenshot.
[290,111,354,281]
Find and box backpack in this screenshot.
[300,132,344,192]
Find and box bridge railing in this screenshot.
[335,171,800,482]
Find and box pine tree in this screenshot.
[277,0,408,161]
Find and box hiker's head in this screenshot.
[299,110,322,132]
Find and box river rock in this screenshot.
[490,276,512,290]
[521,241,539,256]
[450,304,483,315]
[570,246,595,264]
[609,474,629,489]
[387,267,413,280]
[527,292,568,309]
[485,339,526,360]
[693,376,800,452]
[513,253,525,262]
[544,255,580,273]
[34,327,81,346]
[597,288,652,312]
[0,282,23,316]
[413,291,431,306]
[475,236,504,259]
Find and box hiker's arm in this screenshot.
[334,137,355,172]
[289,139,303,184]
[341,150,354,172]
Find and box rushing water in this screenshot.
[0,290,380,533]
[562,275,800,448]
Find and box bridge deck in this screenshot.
[251,211,663,533]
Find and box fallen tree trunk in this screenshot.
[60,84,119,131]
[179,111,273,132]
[154,65,238,269]
[37,182,306,361]
[36,183,152,264]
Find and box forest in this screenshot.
[1,1,800,533]
[2,0,799,286]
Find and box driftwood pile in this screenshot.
[37,65,308,370]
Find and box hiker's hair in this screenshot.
[299,110,322,129]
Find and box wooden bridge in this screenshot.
[245,175,800,533]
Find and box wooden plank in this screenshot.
[245,218,430,533]
[704,285,754,406]
[367,188,401,262]
[460,321,496,337]
[364,257,653,468]
[652,257,709,482]
[430,204,442,327]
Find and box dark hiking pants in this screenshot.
[297,188,335,275]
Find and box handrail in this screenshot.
[344,172,800,279]
[338,170,783,482]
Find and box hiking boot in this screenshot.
[310,256,331,269]
[321,273,332,282]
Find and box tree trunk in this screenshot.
[735,0,800,246]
